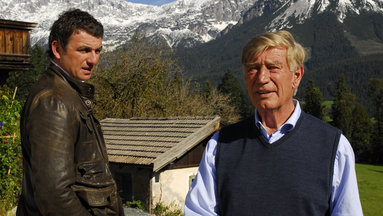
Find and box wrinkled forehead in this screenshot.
[243,46,288,67]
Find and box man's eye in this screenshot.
[247,67,258,73]
[268,66,280,70]
[79,48,91,53]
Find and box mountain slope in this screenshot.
[235,0,383,30]
[177,0,383,107]
[0,0,257,49]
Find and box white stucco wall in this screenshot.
[151,167,199,209]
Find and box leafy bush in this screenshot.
[0,86,22,214]
[126,197,145,211]
[153,201,183,216]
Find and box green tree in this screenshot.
[303,77,324,120]
[331,74,355,139]
[350,103,372,163]
[368,78,383,124]
[368,78,383,164]
[218,70,252,118]
[92,35,180,118]
[91,36,240,124]
[7,44,49,102]
[202,80,214,100]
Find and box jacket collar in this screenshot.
[49,62,95,100]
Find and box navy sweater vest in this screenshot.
[216,112,341,216]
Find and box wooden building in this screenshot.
[0,19,37,84]
[101,116,220,211]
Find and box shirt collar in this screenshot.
[51,60,71,77]
[50,61,95,100]
[50,60,85,83]
[254,99,302,134]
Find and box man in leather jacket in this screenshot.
[17,9,124,215]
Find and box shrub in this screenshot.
[153,201,183,216]
[126,197,145,211]
[0,86,22,214]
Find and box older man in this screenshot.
[185,30,363,215]
[17,9,123,215]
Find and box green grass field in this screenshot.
[356,163,383,216]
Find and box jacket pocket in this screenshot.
[71,184,116,207]
[76,160,114,185]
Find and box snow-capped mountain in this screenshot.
[177,0,383,93]
[0,0,257,49]
[1,0,382,50]
[237,0,383,31]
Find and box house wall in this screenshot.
[0,19,36,84]
[151,166,198,209]
[0,28,30,56]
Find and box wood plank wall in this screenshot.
[0,29,31,61]
[0,19,36,72]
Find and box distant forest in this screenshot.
[300,54,383,115]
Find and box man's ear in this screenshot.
[292,65,304,89]
[51,40,62,60]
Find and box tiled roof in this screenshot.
[101,116,220,172]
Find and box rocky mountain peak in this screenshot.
[0,0,257,49]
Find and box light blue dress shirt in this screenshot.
[185,101,363,216]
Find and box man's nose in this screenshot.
[257,66,270,84]
[87,51,98,65]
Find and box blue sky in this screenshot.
[126,0,176,6]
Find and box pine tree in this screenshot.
[218,70,243,107]
[303,77,324,120]
[203,80,214,101]
[331,74,355,140]
[6,44,49,102]
[218,70,252,118]
[368,78,383,164]
[351,103,372,163]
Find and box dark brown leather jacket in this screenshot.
[17,64,123,216]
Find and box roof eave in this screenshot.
[152,116,220,172]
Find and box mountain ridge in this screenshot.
[176,0,383,110]
[0,0,257,49]
[3,0,383,50]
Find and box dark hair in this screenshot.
[48,8,104,59]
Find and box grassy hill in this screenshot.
[356,163,383,216]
